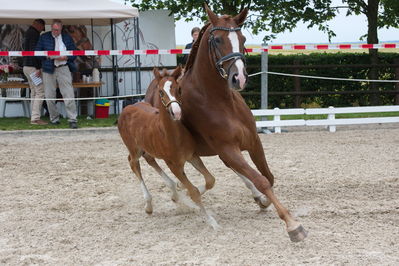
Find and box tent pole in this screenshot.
[133,17,141,95]
[111,18,120,115]
[91,19,94,67]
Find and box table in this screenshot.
[72,82,103,118]
[0,81,103,118]
[0,82,30,89]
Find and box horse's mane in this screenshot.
[184,23,211,72]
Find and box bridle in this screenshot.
[208,26,246,79]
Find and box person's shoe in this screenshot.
[31,119,48,125]
[69,121,78,129]
[50,120,60,125]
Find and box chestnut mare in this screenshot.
[118,66,218,228]
[177,5,308,242]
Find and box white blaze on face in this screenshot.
[228,30,246,89]
[163,80,181,120]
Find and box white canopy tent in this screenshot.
[0,0,138,25]
[0,0,140,115]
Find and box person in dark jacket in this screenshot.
[182,27,200,65]
[36,19,78,129]
[23,19,47,125]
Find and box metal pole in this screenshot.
[260,41,271,133]
[261,41,268,110]
[133,17,141,94]
[110,18,120,114]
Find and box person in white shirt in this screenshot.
[36,19,78,129]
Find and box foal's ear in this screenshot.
[204,3,218,25]
[153,68,161,80]
[233,7,249,26]
[171,65,182,80]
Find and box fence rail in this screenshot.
[252,105,399,133]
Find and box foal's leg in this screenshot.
[219,147,307,242]
[128,154,153,214]
[188,155,216,194]
[235,171,272,210]
[167,162,219,230]
[220,156,271,210]
[142,153,179,202]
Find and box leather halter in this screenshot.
[159,90,181,108]
[208,26,246,79]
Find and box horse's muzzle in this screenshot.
[168,102,182,121]
[228,61,247,91]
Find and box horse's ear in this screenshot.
[204,3,218,25]
[172,65,182,80]
[153,68,161,80]
[233,7,249,26]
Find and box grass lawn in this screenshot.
[0,115,118,131]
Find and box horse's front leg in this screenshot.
[219,147,307,242]
[166,162,219,230]
[188,155,216,194]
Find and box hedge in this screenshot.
[178,53,399,108]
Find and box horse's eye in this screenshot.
[178,86,182,95]
[215,37,222,44]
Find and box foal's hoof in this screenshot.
[254,195,272,210]
[145,204,153,214]
[288,225,308,242]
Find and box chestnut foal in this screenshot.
[118,66,218,229]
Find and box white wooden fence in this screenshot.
[252,105,399,133]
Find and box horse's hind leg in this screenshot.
[128,154,153,214]
[142,153,179,202]
[167,163,219,230]
[188,155,215,194]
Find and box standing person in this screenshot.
[36,19,78,129]
[182,27,200,65]
[23,19,47,125]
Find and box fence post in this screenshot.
[261,42,268,110]
[273,107,281,133]
[327,106,336,133]
[293,60,301,108]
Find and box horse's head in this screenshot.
[205,4,249,91]
[153,66,183,120]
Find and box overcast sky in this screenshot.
[114,0,399,45]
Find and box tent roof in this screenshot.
[0,0,139,25]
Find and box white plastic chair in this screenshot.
[0,77,30,117]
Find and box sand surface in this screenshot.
[1,125,398,265]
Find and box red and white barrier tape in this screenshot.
[0,43,397,56]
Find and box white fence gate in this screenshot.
[252,105,399,133]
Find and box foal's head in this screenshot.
[205,4,249,91]
[153,66,183,120]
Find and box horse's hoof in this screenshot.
[288,225,308,242]
[171,193,179,203]
[254,196,271,210]
[145,204,153,214]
